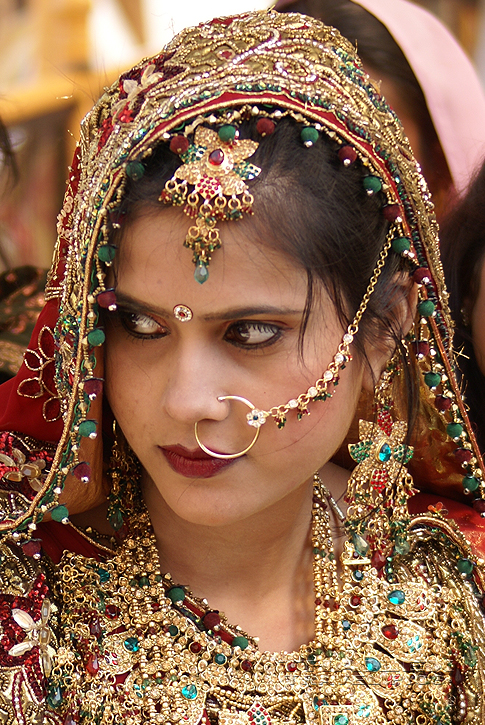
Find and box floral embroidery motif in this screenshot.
[18,326,62,422]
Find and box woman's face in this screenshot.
[105,207,366,527]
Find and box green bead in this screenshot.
[51,505,69,523]
[108,507,124,531]
[194,261,209,284]
[424,372,441,389]
[418,300,436,317]
[301,126,319,146]
[232,636,249,650]
[218,125,237,142]
[447,422,464,439]
[98,245,117,263]
[392,236,411,254]
[363,176,382,194]
[167,586,185,603]
[87,329,106,347]
[457,558,474,575]
[78,420,97,438]
[126,160,145,180]
[463,476,479,493]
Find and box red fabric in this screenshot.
[37,521,103,564]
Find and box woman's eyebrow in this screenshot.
[115,292,303,321]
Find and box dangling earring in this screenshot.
[461,306,471,328]
[345,351,415,568]
[106,421,141,533]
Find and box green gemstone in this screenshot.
[232,636,249,650]
[167,586,185,603]
[218,125,236,142]
[392,236,411,254]
[447,422,464,439]
[124,636,139,652]
[78,420,97,438]
[394,538,410,555]
[464,645,477,667]
[181,684,198,700]
[138,576,150,587]
[457,558,474,575]
[365,656,381,672]
[388,589,405,605]
[51,505,69,523]
[342,620,351,631]
[97,567,110,583]
[108,507,124,531]
[301,126,319,145]
[463,476,479,492]
[378,443,392,462]
[214,653,227,664]
[126,160,145,180]
[363,176,382,194]
[352,533,370,557]
[168,625,179,636]
[424,372,441,389]
[353,570,364,581]
[334,716,349,725]
[418,300,436,317]
[194,261,209,284]
[47,686,63,709]
[87,328,106,347]
[98,245,117,263]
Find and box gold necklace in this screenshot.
[49,476,474,725]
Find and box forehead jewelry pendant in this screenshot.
[173,304,193,322]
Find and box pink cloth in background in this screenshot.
[275,0,485,193]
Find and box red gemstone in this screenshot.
[86,652,100,676]
[454,448,473,464]
[314,597,322,606]
[382,624,399,640]
[473,499,485,514]
[97,289,117,310]
[452,665,463,685]
[105,604,119,620]
[90,618,102,637]
[241,659,253,671]
[413,267,430,284]
[371,550,386,570]
[435,395,452,412]
[286,661,297,672]
[338,145,357,165]
[350,596,361,607]
[256,118,275,137]
[190,642,202,653]
[414,341,430,358]
[170,135,189,155]
[383,204,401,222]
[208,149,224,166]
[203,612,221,629]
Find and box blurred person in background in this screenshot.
[275,0,485,220]
[0,117,46,382]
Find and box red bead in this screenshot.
[350,595,361,607]
[414,341,430,358]
[105,604,119,620]
[190,642,202,653]
[208,149,224,166]
[473,499,485,514]
[241,659,253,671]
[338,145,357,166]
[382,624,399,640]
[454,448,473,464]
[256,118,275,136]
[97,290,117,310]
[72,462,91,484]
[83,378,103,399]
[435,395,452,413]
[203,612,221,629]
[286,661,297,672]
[170,135,189,155]
[413,267,431,284]
[371,550,386,570]
[21,540,42,558]
[383,204,401,222]
[86,652,100,676]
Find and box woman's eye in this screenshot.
[119,310,167,338]
[224,321,282,348]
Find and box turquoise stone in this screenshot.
[108,507,124,531]
[78,420,97,438]
[352,533,370,557]
[388,589,405,605]
[218,125,236,142]
[51,505,69,523]
[334,716,349,725]
[342,620,351,631]
[357,705,371,717]
[124,637,139,652]
[378,443,392,462]
[365,656,381,672]
[353,570,364,582]
[167,586,185,603]
[231,636,249,650]
[168,625,179,636]
[181,684,198,700]
[194,261,209,284]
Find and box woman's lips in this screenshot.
[160,445,235,478]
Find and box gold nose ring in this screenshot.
[194,395,261,459]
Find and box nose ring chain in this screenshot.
[194,396,260,459]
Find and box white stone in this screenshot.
[288,399,299,409]
[12,609,35,631]
[323,371,333,382]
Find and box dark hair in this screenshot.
[0,117,18,189]
[276,0,452,213]
[113,116,418,422]
[440,161,485,451]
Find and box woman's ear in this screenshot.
[361,273,418,393]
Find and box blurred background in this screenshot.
[1,0,485,272]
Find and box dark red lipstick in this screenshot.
[160,445,235,478]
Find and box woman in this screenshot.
[275,0,485,217]
[0,10,484,724]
